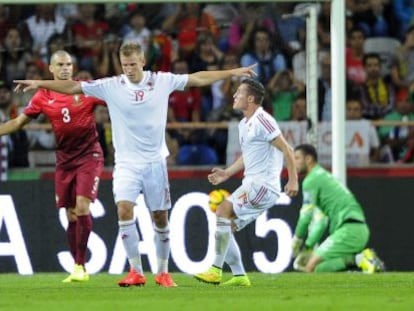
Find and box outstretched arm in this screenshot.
[14,80,83,95]
[187,64,257,87]
[0,114,32,136]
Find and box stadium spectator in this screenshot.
[0,5,12,44]
[190,32,223,73]
[13,62,44,111]
[203,3,238,51]
[291,94,307,122]
[190,33,223,120]
[349,0,390,37]
[346,27,366,85]
[318,2,331,50]
[161,2,219,58]
[167,58,201,120]
[1,27,32,86]
[4,51,105,282]
[0,84,11,180]
[0,84,29,170]
[209,53,241,122]
[378,87,414,162]
[291,143,384,273]
[167,59,202,145]
[195,79,298,286]
[241,27,287,87]
[346,97,380,164]
[103,3,129,34]
[209,53,242,164]
[12,62,55,153]
[56,4,79,25]
[14,41,257,288]
[392,0,414,39]
[391,26,414,90]
[25,4,67,63]
[318,52,332,121]
[71,3,109,73]
[267,69,304,121]
[95,33,122,78]
[360,52,395,119]
[121,10,151,56]
[398,131,414,163]
[145,32,175,72]
[276,3,306,52]
[228,3,276,55]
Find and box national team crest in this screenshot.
[72,94,83,106]
[238,192,248,206]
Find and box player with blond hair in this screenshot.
[15,41,257,287]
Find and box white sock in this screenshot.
[119,219,143,274]
[225,234,246,275]
[154,224,170,274]
[355,253,363,266]
[213,217,231,268]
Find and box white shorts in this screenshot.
[229,180,280,231]
[113,161,171,211]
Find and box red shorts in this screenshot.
[55,157,104,208]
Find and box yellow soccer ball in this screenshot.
[208,189,230,213]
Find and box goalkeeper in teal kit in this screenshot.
[291,144,384,273]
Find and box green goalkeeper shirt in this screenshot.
[295,164,366,246]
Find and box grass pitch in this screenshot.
[1,272,413,311]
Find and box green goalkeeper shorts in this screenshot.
[314,222,370,260]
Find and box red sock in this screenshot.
[67,221,77,260]
[75,215,92,266]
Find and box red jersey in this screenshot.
[24,89,105,167]
[168,88,201,121]
[346,47,366,85]
[72,21,109,57]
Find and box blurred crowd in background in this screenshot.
[1,1,414,169]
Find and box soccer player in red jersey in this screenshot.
[0,50,105,282]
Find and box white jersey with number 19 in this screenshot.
[81,72,188,164]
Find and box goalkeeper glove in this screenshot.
[293,248,313,272]
[291,235,304,258]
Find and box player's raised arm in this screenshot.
[186,64,257,87]
[14,79,83,95]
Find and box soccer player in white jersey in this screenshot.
[14,42,257,288]
[195,79,299,286]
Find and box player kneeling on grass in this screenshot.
[194,79,299,286]
[291,144,384,273]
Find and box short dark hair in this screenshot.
[362,52,381,66]
[295,144,318,161]
[348,26,366,39]
[241,78,265,105]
